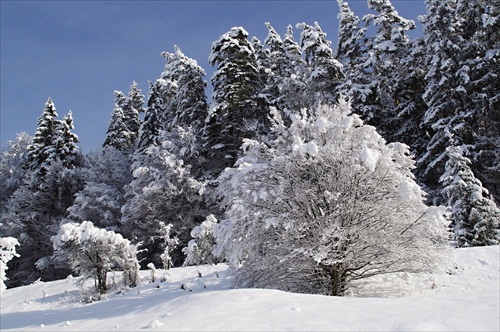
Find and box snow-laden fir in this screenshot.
[1,245,498,331]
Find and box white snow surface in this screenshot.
[1,246,498,331]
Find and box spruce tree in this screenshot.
[27,98,60,174]
[205,27,266,175]
[358,0,416,140]
[138,80,164,150]
[419,0,472,202]
[296,22,345,106]
[456,0,500,202]
[441,145,500,247]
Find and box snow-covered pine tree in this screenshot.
[296,22,345,106]
[277,24,306,114]
[205,27,267,176]
[418,0,473,203]
[103,91,137,151]
[55,111,81,169]
[335,0,371,120]
[455,0,500,202]
[27,98,60,174]
[214,99,449,296]
[3,99,82,286]
[53,221,139,294]
[161,46,209,135]
[126,81,145,140]
[391,36,429,163]
[138,80,165,150]
[440,145,500,247]
[357,0,416,140]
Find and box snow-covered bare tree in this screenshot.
[53,221,139,294]
[215,99,449,296]
[65,147,132,231]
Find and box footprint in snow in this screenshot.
[148,320,164,328]
[478,259,491,266]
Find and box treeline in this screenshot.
[0,0,498,295]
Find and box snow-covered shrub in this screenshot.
[158,222,179,270]
[53,221,139,294]
[183,214,219,266]
[0,237,19,294]
[215,99,450,296]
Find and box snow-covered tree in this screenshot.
[215,99,449,296]
[138,80,165,150]
[53,221,139,294]
[0,237,19,294]
[355,0,416,139]
[103,91,137,151]
[65,147,132,231]
[455,0,500,202]
[418,0,471,201]
[55,111,81,169]
[121,131,208,267]
[0,133,32,217]
[296,22,345,106]
[183,214,219,266]
[440,145,500,247]
[161,46,209,135]
[3,99,83,287]
[27,98,60,173]
[158,222,179,270]
[205,26,267,175]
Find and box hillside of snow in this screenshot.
[1,246,498,331]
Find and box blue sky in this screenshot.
[1,0,426,153]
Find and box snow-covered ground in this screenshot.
[1,246,498,331]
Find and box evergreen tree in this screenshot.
[441,145,500,247]
[419,0,472,202]
[103,92,136,151]
[55,111,81,169]
[161,46,209,135]
[357,0,416,139]
[3,99,82,287]
[138,80,164,150]
[27,98,60,174]
[456,0,500,202]
[126,81,145,137]
[205,26,266,175]
[296,22,345,106]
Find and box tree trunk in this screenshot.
[323,263,348,296]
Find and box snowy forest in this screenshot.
[1,0,499,297]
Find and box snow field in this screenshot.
[0,246,498,331]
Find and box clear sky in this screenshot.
[1,0,426,153]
